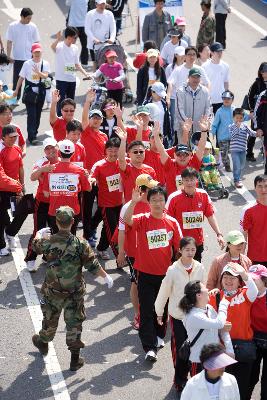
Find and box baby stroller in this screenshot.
[94,41,134,104]
[190,131,229,199]
[83,75,108,110]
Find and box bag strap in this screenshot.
[190,329,204,347]
[38,60,43,85]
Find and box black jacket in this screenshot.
[136,66,167,105]
[248,78,266,111]
[144,98,173,147]
[100,116,120,139]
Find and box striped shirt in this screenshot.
[229,122,256,152]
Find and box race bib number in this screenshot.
[146,229,169,250]
[106,173,121,192]
[182,211,203,229]
[64,63,75,76]
[49,173,79,195]
[175,175,183,189]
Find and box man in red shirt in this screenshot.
[91,138,122,260]
[81,93,108,243]
[66,120,86,168]
[42,139,92,234]
[153,117,208,194]
[25,137,59,271]
[117,128,157,202]
[240,174,267,266]
[166,167,225,261]
[124,186,182,362]
[0,104,26,157]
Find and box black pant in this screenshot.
[215,13,227,48]
[96,205,122,256]
[25,97,45,142]
[12,60,25,100]
[227,360,254,400]
[137,271,168,353]
[76,26,88,65]
[212,103,223,115]
[82,187,102,240]
[56,80,76,116]
[247,136,256,157]
[195,244,204,262]
[48,215,79,235]
[107,89,123,108]
[169,317,189,387]
[25,200,49,261]
[248,345,267,400]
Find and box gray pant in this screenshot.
[218,140,230,168]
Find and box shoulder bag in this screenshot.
[178,329,204,362]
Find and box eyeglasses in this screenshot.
[62,109,75,113]
[176,152,190,156]
[132,150,145,154]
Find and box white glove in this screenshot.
[37,228,51,239]
[103,274,113,289]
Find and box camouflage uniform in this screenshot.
[32,230,101,352]
[196,12,216,47]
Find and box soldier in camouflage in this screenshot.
[32,206,113,371]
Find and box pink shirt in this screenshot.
[99,62,124,90]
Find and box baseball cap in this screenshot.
[189,67,201,77]
[105,50,117,58]
[174,46,185,56]
[176,16,186,26]
[221,263,240,277]
[203,351,237,370]
[146,48,159,58]
[205,141,212,149]
[43,137,57,149]
[56,206,74,226]
[96,0,106,4]
[210,42,224,52]
[89,109,103,118]
[31,43,42,53]
[225,230,246,245]
[249,264,267,280]
[222,90,234,99]
[168,28,183,38]
[58,139,75,154]
[136,174,159,188]
[151,82,166,98]
[135,105,151,116]
[175,144,191,154]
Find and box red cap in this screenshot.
[31,43,42,53]
[105,50,117,58]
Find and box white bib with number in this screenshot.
[64,63,75,76]
[49,173,79,194]
[146,229,169,249]
[106,173,120,192]
[182,211,203,229]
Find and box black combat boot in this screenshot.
[70,351,85,371]
[32,334,48,355]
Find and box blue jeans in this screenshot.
[231,151,246,182]
[56,80,76,116]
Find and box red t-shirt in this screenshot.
[51,117,67,142]
[0,143,22,180]
[0,164,22,192]
[33,156,51,203]
[43,161,91,215]
[144,147,175,186]
[80,126,107,172]
[126,127,150,148]
[240,201,267,262]
[164,153,202,195]
[120,162,157,203]
[0,124,25,148]
[131,212,182,275]
[166,188,214,245]
[251,293,267,333]
[91,158,123,207]
[70,142,86,168]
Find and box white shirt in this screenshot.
[160,39,188,65]
[168,63,210,91]
[6,21,40,61]
[165,64,180,98]
[19,59,50,92]
[153,101,165,132]
[84,9,116,50]
[202,59,230,104]
[66,0,87,27]
[55,42,79,82]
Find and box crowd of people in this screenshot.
[0,1,267,399]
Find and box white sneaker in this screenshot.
[26,260,37,272]
[145,350,157,362]
[6,234,17,249]
[157,337,165,349]
[97,250,110,260]
[0,247,10,256]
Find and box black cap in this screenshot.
[168,28,183,38]
[210,42,224,52]
[175,144,191,154]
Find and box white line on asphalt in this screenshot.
[222,171,256,204]
[2,0,21,20]
[11,240,71,400]
[231,7,267,37]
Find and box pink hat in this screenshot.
[31,43,42,53]
[203,352,237,370]
[105,50,117,58]
[249,264,267,280]
[176,16,186,26]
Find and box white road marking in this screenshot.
[2,0,21,20]
[222,171,256,204]
[11,240,71,400]
[231,7,267,37]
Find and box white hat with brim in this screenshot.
[203,352,237,370]
[43,137,57,149]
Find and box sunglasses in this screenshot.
[62,109,75,113]
[132,150,145,155]
[176,152,190,156]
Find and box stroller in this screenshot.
[190,131,229,199]
[94,41,134,104]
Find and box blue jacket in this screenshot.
[211,105,250,142]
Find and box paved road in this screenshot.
[0,0,266,399]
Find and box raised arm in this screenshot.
[123,187,145,226]
[82,89,96,130]
[115,127,128,171]
[153,121,169,164]
[50,89,60,125]
[51,31,62,52]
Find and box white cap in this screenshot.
[58,139,75,154]
[174,46,185,56]
[43,137,57,149]
[96,0,106,3]
[205,141,212,149]
[151,82,166,98]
